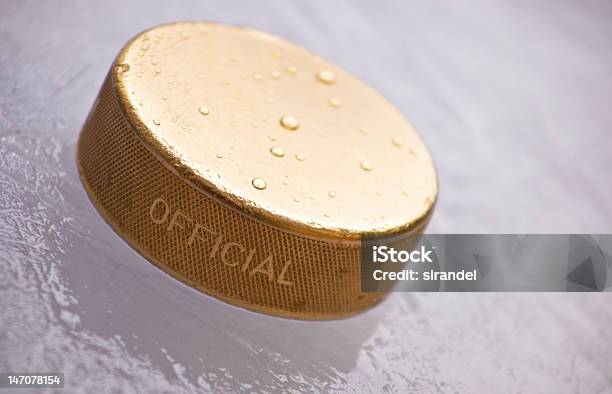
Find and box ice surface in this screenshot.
[1,133,610,392]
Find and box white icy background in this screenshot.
[1,1,611,392]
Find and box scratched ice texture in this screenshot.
[1,0,612,393]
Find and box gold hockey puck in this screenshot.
[77,22,437,319]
